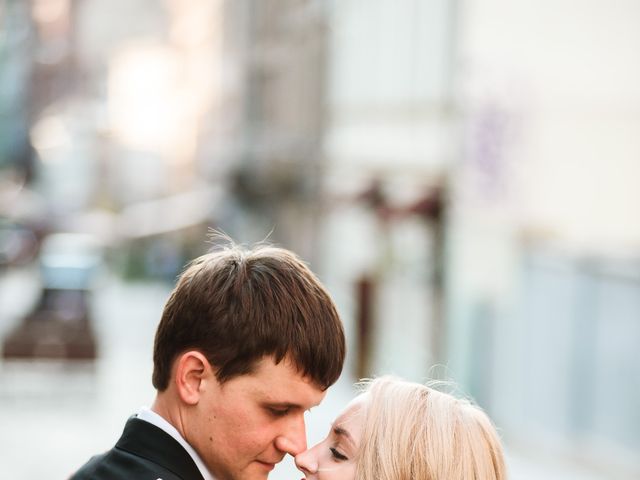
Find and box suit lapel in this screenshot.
[116,417,205,480]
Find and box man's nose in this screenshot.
[274,414,307,456]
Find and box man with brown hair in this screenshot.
[70,242,346,480]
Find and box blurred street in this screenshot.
[0,266,615,480]
[0,266,163,478]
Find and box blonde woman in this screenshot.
[296,376,506,480]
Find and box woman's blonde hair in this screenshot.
[355,376,506,480]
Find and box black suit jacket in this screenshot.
[70,417,205,480]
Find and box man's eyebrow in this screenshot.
[333,426,356,448]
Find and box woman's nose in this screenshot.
[295,447,318,475]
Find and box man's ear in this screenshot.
[174,351,211,405]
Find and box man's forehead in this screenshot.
[251,355,319,383]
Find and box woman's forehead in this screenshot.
[334,393,367,428]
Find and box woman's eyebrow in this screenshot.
[333,426,356,448]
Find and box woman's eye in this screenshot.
[330,447,348,461]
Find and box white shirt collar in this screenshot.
[137,406,216,480]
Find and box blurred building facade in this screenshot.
[0,0,35,177]
[449,0,640,475]
[1,0,639,479]
[202,0,329,261]
[319,0,456,381]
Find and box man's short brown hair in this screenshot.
[152,242,345,391]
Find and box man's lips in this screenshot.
[255,460,278,470]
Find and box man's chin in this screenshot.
[228,461,276,480]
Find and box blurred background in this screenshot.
[0,0,639,478]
